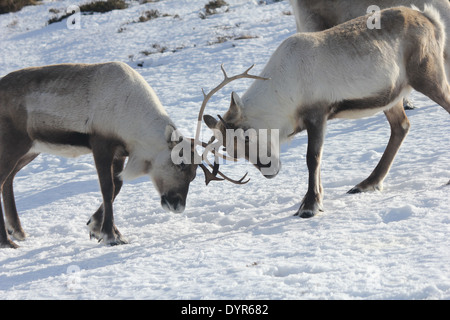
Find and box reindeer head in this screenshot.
[151,124,197,213]
[187,64,272,187]
[150,65,274,213]
[202,66,280,179]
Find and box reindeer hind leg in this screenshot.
[408,50,450,114]
[348,101,410,193]
[3,153,38,241]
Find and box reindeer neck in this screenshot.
[241,75,299,143]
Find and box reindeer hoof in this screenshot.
[294,210,315,218]
[98,234,128,246]
[0,239,19,249]
[87,220,128,245]
[8,228,26,241]
[87,217,102,240]
[94,227,128,246]
[90,231,128,246]
[347,187,362,194]
[347,183,382,194]
[107,237,128,246]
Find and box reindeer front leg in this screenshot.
[90,136,127,246]
[0,122,33,248]
[2,153,38,241]
[295,116,326,218]
[87,155,125,240]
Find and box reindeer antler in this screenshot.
[199,163,249,185]
[194,64,269,146]
[193,64,269,186]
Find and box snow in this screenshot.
[0,0,449,300]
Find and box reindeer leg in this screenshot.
[87,155,125,241]
[408,47,450,115]
[3,153,38,241]
[295,116,326,218]
[0,166,19,248]
[0,120,32,248]
[90,136,127,246]
[348,101,410,194]
[420,81,450,114]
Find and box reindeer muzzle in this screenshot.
[255,159,281,179]
[161,193,185,213]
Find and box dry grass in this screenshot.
[48,0,128,25]
[79,0,128,13]
[205,0,228,14]
[0,0,41,14]
[200,0,228,18]
[208,34,259,46]
[137,9,160,22]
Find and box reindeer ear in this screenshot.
[203,114,218,129]
[229,91,244,118]
[165,124,181,149]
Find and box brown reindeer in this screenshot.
[204,6,450,217]
[289,0,450,109]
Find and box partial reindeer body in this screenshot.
[244,6,447,130]
[0,62,197,248]
[3,63,169,165]
[289,0,450,81]
[205,6,450,218]
[290,0,450,33]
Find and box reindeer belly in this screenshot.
[30,140,91,158]
[29,131,92,158]
[331,105,391,119]
[329,86,411,120]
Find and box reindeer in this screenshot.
[203,6,450,218]
[289,0,450,33]
[0,61,252,249]
[289,0,450,109]
[0,62,198,248]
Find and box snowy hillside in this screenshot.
[0,0,449,300]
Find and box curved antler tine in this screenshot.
[217,170,250,184]
[212,161,220,176]
[220,63,228,79]
[193,64,266,186]
[199,163,224,185]
[243,64,255,74]
[203,157,250,185]
[199,154,249,185]
[194,64,269,146]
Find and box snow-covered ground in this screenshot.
[0,0,449,300]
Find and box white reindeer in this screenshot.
[204,6,450,217]
[0,62,199,248]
